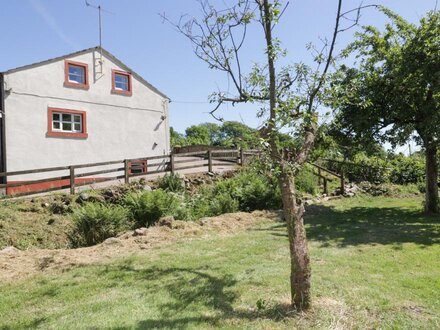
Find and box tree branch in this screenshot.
[294,0,343,165]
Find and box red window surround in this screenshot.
[111,69,132,96]
[47,107,88,139]
[129,160,148,175]
[64,60,89,90]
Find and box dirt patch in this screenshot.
[0,210,280,282]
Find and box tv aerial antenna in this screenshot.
[85,1,114,64]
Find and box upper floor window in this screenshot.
[47,107,88,139]
[115,74,129,90]
[112,69,132,96]
[64,60,89,90]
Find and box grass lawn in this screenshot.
[0,196,439,329]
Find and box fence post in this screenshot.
[323,177,328,195]
[208,150,213,173]
[240,148,244,166]
[69,166,75,195]
[170,151,175,174]
[124,159,130,184]
[340,170,345,195]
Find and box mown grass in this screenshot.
[0,196,439,329]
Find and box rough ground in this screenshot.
[0,210,279,282]
[0,171,236,251]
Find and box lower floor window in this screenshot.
[47,107,88,138]
[52,112,82,133]
[129,160,148,175]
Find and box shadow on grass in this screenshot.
[102,262,294,330]
[260,203,440,247]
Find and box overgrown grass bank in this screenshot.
[0,198,72,250]
[1,196,439,329]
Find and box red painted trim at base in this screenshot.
[6,178,106,195]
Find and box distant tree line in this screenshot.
[170,121,296,150]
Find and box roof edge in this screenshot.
[2,46,170,100]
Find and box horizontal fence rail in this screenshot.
[0,147,347,198]
[0,149,254,198]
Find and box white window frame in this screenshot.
[52,112,83,133]
[114,73,129,91]
[67,64,86,84]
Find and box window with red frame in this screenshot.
[47,108,88,139]
[129,160,148,175]
[64,60,89,89]
[112,70,132,95]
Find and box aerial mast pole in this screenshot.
[85,1,113,66]
[98,5,102,51]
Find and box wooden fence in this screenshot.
[0,148,348,198]
[309,162,345,195]
[282,149,346,194]
[0,149,262,198]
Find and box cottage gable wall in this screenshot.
[3,50,170,178]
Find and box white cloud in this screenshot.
[29,0,81,50]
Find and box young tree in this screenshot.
[331,8,440,213]
[164,0,366,310]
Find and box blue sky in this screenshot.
[0,0,437,151]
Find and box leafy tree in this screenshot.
[326,123,387,159]
[184,124,212,145]
[170,127,186,147]
[199,122,222,144]
[219,121,259,148]
[172,120,298,150]
[171,121,260,148]
[331,8,440,213]
[182,122,222,145]
[163,0,366,310]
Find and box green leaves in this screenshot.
[330,8,440,149]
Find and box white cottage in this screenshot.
[0,46,170,194]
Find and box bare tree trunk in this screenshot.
[279,170,311,310]
[260,0,312,310]
[425,144,439,214]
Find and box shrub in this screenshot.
[349,155,390,184]
[124,189,181,227]
[183,186,214,220]
[98,182,146,205]
[324,153,427,186]
[295,165,319,195]
[389,155,425,184]
[209,192,239,215]
[417,181,426,193]
[214,169,281,212]
[157,173,185,192]
[70,203,129,247]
